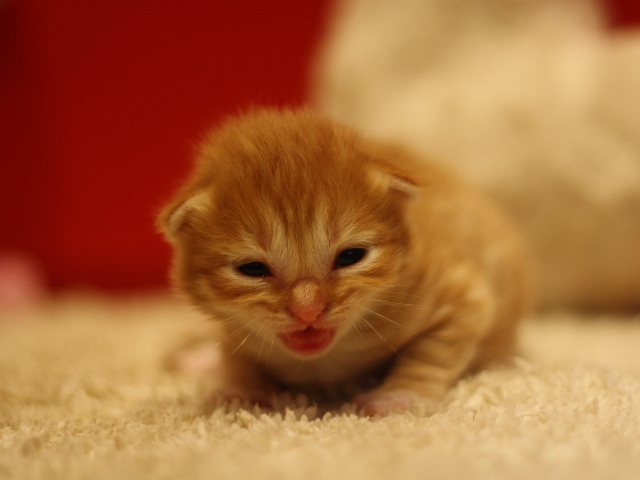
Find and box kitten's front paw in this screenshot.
[354,390,426,417]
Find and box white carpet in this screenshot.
[1,294,639,479]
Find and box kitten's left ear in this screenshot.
[386,172,420,198]
[364,142,421,198]
[369,168,420,198]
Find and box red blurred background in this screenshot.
[1,0,639,292]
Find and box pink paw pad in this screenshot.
[354,390,420,417]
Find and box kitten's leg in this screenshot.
[355,291,498,416]
[165,336,223,375]
[211,351,280,408]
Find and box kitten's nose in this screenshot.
[288,303,327,326]
[289,279,327,325]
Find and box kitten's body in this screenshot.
[159,109,530,415]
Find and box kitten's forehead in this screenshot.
[266,200,333,277]
[217,185,381,279]
[212,114,374,221]
[254,194,346,257]
[208,109,366,189]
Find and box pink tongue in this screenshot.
[280,327,335,355]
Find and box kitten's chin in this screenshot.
[278,327,336,356]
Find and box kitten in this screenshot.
[158,109,530,416]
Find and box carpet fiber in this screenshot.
[1,295,640,479]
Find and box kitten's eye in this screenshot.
[237,262,272,277]
[334,248,367,269]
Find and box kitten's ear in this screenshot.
[157,190,210,242]
[369,169,420,198]
[365,143,421,198]
[386,173,419,198]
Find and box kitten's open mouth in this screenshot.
[279,327,336,355]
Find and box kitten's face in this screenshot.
[160,110,414,358]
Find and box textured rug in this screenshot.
[1,294,640,479]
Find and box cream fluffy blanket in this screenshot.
[1,295,640,479]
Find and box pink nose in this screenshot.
[288,303,327,326]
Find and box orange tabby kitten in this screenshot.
[158,109,530,416]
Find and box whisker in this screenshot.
[368,298,419,307]
[205,316,258,352]
[351,317,385,356]
[266,331,275,367]
[228,332,253,358]
[269,330,276,354]
[360,317,398,354]
[223,321,250,339]
[382,290,425,301]
[352,320,368,342]
[253,323,268,371]
[360,306,406,329]
[213,313,245,326]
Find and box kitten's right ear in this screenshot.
[157,191,210,243]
